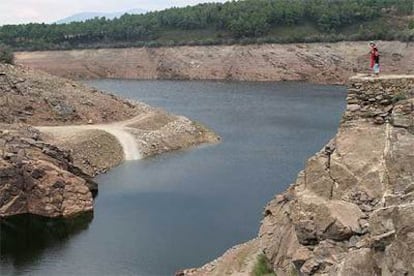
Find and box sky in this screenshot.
[0,0,228,25]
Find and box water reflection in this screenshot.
[0,213,93,270]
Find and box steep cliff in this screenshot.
[16,41,414,84]
[185,75,414,275]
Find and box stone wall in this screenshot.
[345,75,414,127]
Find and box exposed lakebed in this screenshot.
[1,81,346,275]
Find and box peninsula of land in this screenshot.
[0,63,218,218]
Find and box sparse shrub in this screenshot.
[391,92,407,104]
[0,44,14,64]
[253,254,276,276]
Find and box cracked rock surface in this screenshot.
[259,75,414,275]
[0,124,96,218]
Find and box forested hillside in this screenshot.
[1,0,414,51]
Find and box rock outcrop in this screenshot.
[186,75,414,275]
[261,75,414,275]
[0,124,96,218]
[15,41,414,84]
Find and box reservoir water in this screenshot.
[0,81,346,275]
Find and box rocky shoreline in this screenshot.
[184,75,414,275]
[2,58,413,274]
[0,64,219,218]
[16,41,414,85]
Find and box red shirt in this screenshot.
[370,47,379,68]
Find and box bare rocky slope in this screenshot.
[184,75,414,276]
[16,41,414,84]
[0,64,140,126]
[0,64,218,218]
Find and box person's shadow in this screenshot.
[0,212,93,271]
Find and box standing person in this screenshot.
[369,41,380,76]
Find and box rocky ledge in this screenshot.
[186,75,414,275]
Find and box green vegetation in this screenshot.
[391,92,408,104]
[253,254,276,276]
[0,44,14,64]
[1,0,413,51]
[409,20,414,30]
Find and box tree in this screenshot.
[0,0,412,50]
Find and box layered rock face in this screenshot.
[260,75,414,275]
[0,125,96,218]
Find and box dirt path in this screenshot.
[36,114,152,161]
[35,110,218,176]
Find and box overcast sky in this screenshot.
[0,0,228,25]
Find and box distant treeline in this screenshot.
[1,0,414,51]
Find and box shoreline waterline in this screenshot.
[1,80,347,276]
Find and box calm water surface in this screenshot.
[0,81,346,275]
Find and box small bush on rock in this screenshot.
[0,44,14,64]
[253,254,276,276]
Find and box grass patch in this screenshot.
[253,254,276,276]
